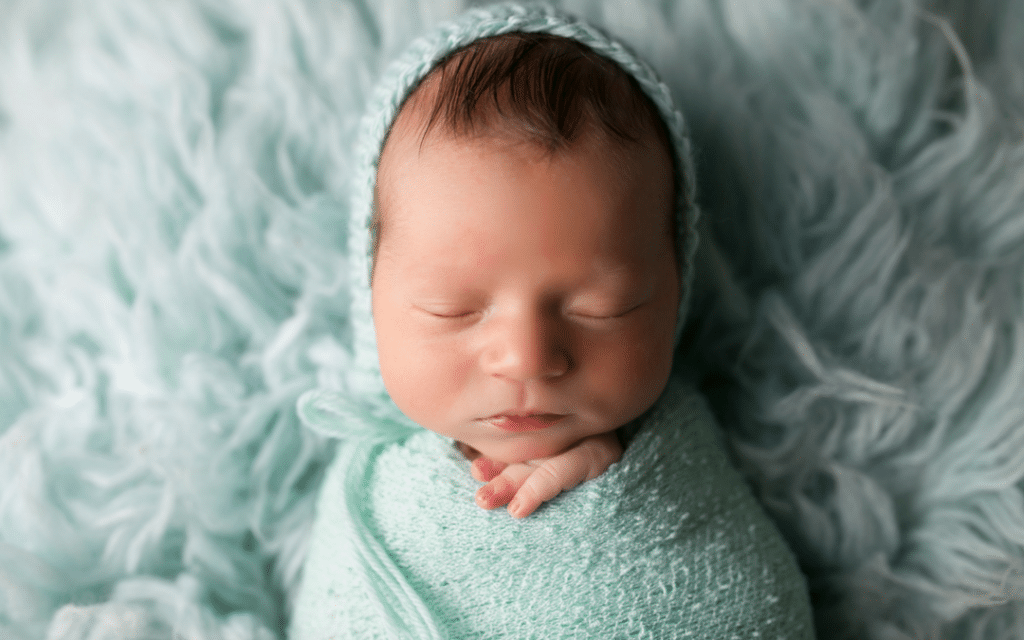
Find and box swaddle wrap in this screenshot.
[292,377,814,639]
[291,2,814,638]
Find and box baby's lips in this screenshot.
[486,413,568,432]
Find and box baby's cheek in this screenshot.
[378,336,451,425]
[417,346,479,431]
[601,332,673,418]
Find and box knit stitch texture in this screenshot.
[291,378,814,639]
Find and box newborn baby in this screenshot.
[291,4,814,638]
[370,31,680,519]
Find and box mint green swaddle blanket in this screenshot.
[291,376,813,639]
[289,4,814,637]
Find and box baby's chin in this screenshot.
[464,430,609,464]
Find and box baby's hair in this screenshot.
[372,32,678,275]
[419,32,670,151]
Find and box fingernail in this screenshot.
[508,499,522,518]
[477,487,492,507]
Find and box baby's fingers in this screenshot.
[470,456,507,483]
[475,464,533,511]
[511,435,622,517]
[507,461,574,519]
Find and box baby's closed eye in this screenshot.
[568,300,646,321]
[420,308,477,319]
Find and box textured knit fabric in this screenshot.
[291,377,814,639]
[290,2,813,638]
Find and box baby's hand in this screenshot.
[459,432,623,518]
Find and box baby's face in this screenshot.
[372,124,678,464]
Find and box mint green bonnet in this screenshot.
[300,2,701,439]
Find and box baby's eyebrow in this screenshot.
[587,261,650,285]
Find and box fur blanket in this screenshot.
[0,0,1021,638]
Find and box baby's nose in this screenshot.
[482,311,570,382]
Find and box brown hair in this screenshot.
[371,32,677,272]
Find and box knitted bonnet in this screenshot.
[300,2,700,440]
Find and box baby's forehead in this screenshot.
[379,121,670,217]
[377,127,675,257]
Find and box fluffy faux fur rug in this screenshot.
[1,0,1021,638]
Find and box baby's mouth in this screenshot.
[485,413,567,433]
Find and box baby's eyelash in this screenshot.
[571,303,643,320]
[417,303,643,321]
[425,309,476,319]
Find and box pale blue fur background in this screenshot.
[0,0,1022,638]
